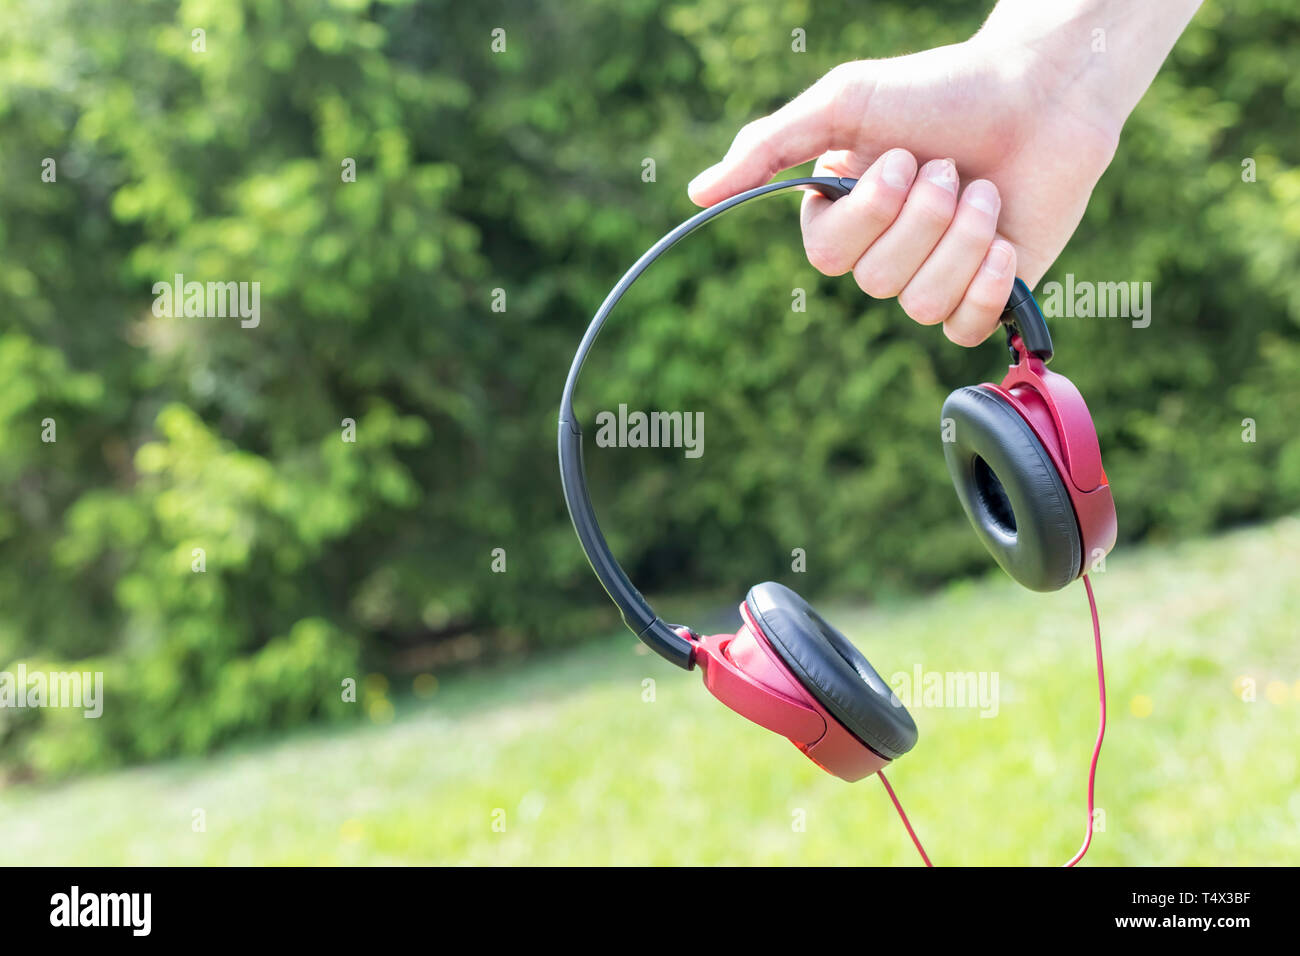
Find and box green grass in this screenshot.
[2,518,1298,865]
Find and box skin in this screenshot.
[688,0,1203,346]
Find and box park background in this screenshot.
[0,0,1296,864]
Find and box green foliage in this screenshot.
[0,0,1295,777]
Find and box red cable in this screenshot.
[878,769,932,866]
[1063,573,1107,867]
[882,573,1107,867]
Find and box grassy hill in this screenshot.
[1,518,1297,865]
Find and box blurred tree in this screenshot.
[0,0,1295,776]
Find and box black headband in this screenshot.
[558,175,1051,669]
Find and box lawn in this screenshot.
[1,518,1297,865]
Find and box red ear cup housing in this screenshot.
[942,342,1116,590]
[689,582,916,782]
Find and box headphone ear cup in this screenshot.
[744,582,917,759]
[941,386,1082,591]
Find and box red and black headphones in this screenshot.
[559,177,1116,864]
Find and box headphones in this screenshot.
[559,176,1116,858]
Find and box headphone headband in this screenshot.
[557,175,1052,669]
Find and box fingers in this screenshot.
[851,158,959,299]
[943,239,1017,346]
[688,67,854,207]
[799,149,917,276]
[898,179,1001,325]
[689,56,1016,348]
[827,159,1013,347]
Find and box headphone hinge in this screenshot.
[1000,277,1054,364]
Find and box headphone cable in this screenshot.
[1063,572,1106,867]
[880,573,1107,867]
[878,768,932,866]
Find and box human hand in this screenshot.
[687,1,1199,345]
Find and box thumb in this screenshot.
[687,66,861,207]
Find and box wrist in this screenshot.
[970,0,1200,136]
[967,10,1118,143]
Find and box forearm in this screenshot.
[974,0,1203,130]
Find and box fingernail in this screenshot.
[925,159,957,193]
[880,149,914,189]
[982,241,1014,278]
[964,179,1000,215]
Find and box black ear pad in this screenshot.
[941,386,1082,592]
[744,582,917,759]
